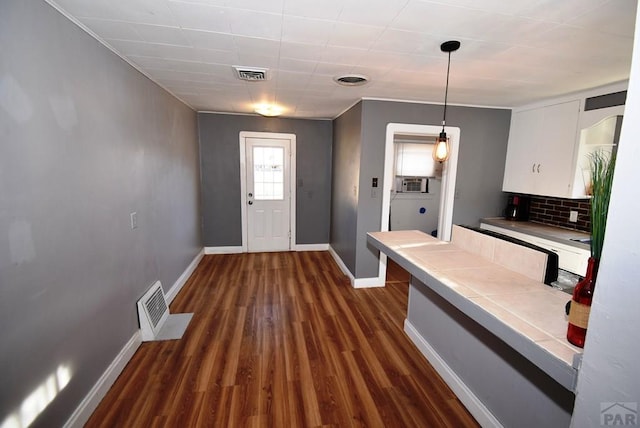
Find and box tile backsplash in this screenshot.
[528,196,590,233]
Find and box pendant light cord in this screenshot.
[442,51,451,131]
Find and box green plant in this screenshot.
[589,150,617,260]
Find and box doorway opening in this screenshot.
[378,123,460,283]
[239,131,296,252]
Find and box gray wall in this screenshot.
[198,113,332,247]
[330,102,363,274]
[0,1,201,427]
[408,279,574,427]
[354,100,511,277]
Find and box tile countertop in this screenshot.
[367,229,582,392]
[480,217,590,251]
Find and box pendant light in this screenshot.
[433,40,461,163]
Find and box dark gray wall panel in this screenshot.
[329,103,363,275]
[356,100,511,277]
[0,1,201,426]
[198,113,332,246]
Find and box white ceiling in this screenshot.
[47,0,637,119]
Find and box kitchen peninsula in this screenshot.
[367,227,581,428]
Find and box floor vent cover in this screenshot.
[145,286,167,329]
[137,281,193,342]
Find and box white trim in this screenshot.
[240,138,248,253]
[63,332,142,428]
[379,123,459,286]
[353,277,385,288]
[165,249,204,304]
[331,97,514,120]
[294,243,329,251]
[204,246,244,254]
[328,246,385,288]
[438,126,459,242]
[64,248,205,426]
[404,320,502,428]
[205,245,329,253]
[239,132,297,253]
[361,96,511,111]
[328,245,355,285]
[197,110,331,121]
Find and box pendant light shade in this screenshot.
[433,40,460,163]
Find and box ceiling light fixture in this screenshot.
[433,40,461,163]
[254,104,283,117]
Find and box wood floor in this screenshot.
[86,252,479,427]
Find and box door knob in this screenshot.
[248,192,253,197]
[248,201,253,205]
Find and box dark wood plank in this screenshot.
[85,251,479,427]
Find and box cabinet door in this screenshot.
[534,100,580,197]
[502,107,543,193]
[502,100,580,197]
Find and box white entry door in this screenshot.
[245,136,292,252]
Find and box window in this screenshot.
[394,142,437,177]
[253,146,284,200]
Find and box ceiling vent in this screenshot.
[334,74,369,86]
[233,66,270,81]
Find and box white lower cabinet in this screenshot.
[530,238,589,276]
[480,223,589,276]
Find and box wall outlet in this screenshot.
[130,212,138,229]
[569,210,578,222]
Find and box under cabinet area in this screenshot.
[502,100,581,198]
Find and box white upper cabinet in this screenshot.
[502,100,580,198]
[503,83,627,199]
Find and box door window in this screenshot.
[253,146,284,200]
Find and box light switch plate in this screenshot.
[130,212,138,229]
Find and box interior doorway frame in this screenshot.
[377,123,460,282]
[239,131,297,253]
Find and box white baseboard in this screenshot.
[294,243,329,251]
[207,244,329,253]
[404,320,502,428]
[328,246,385,288]
[64,249,205,427]
[328,245,355,285]
[353,276,385,288]
[204,246,243,254]
[165,249,204,304]
[63,332,141,428]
